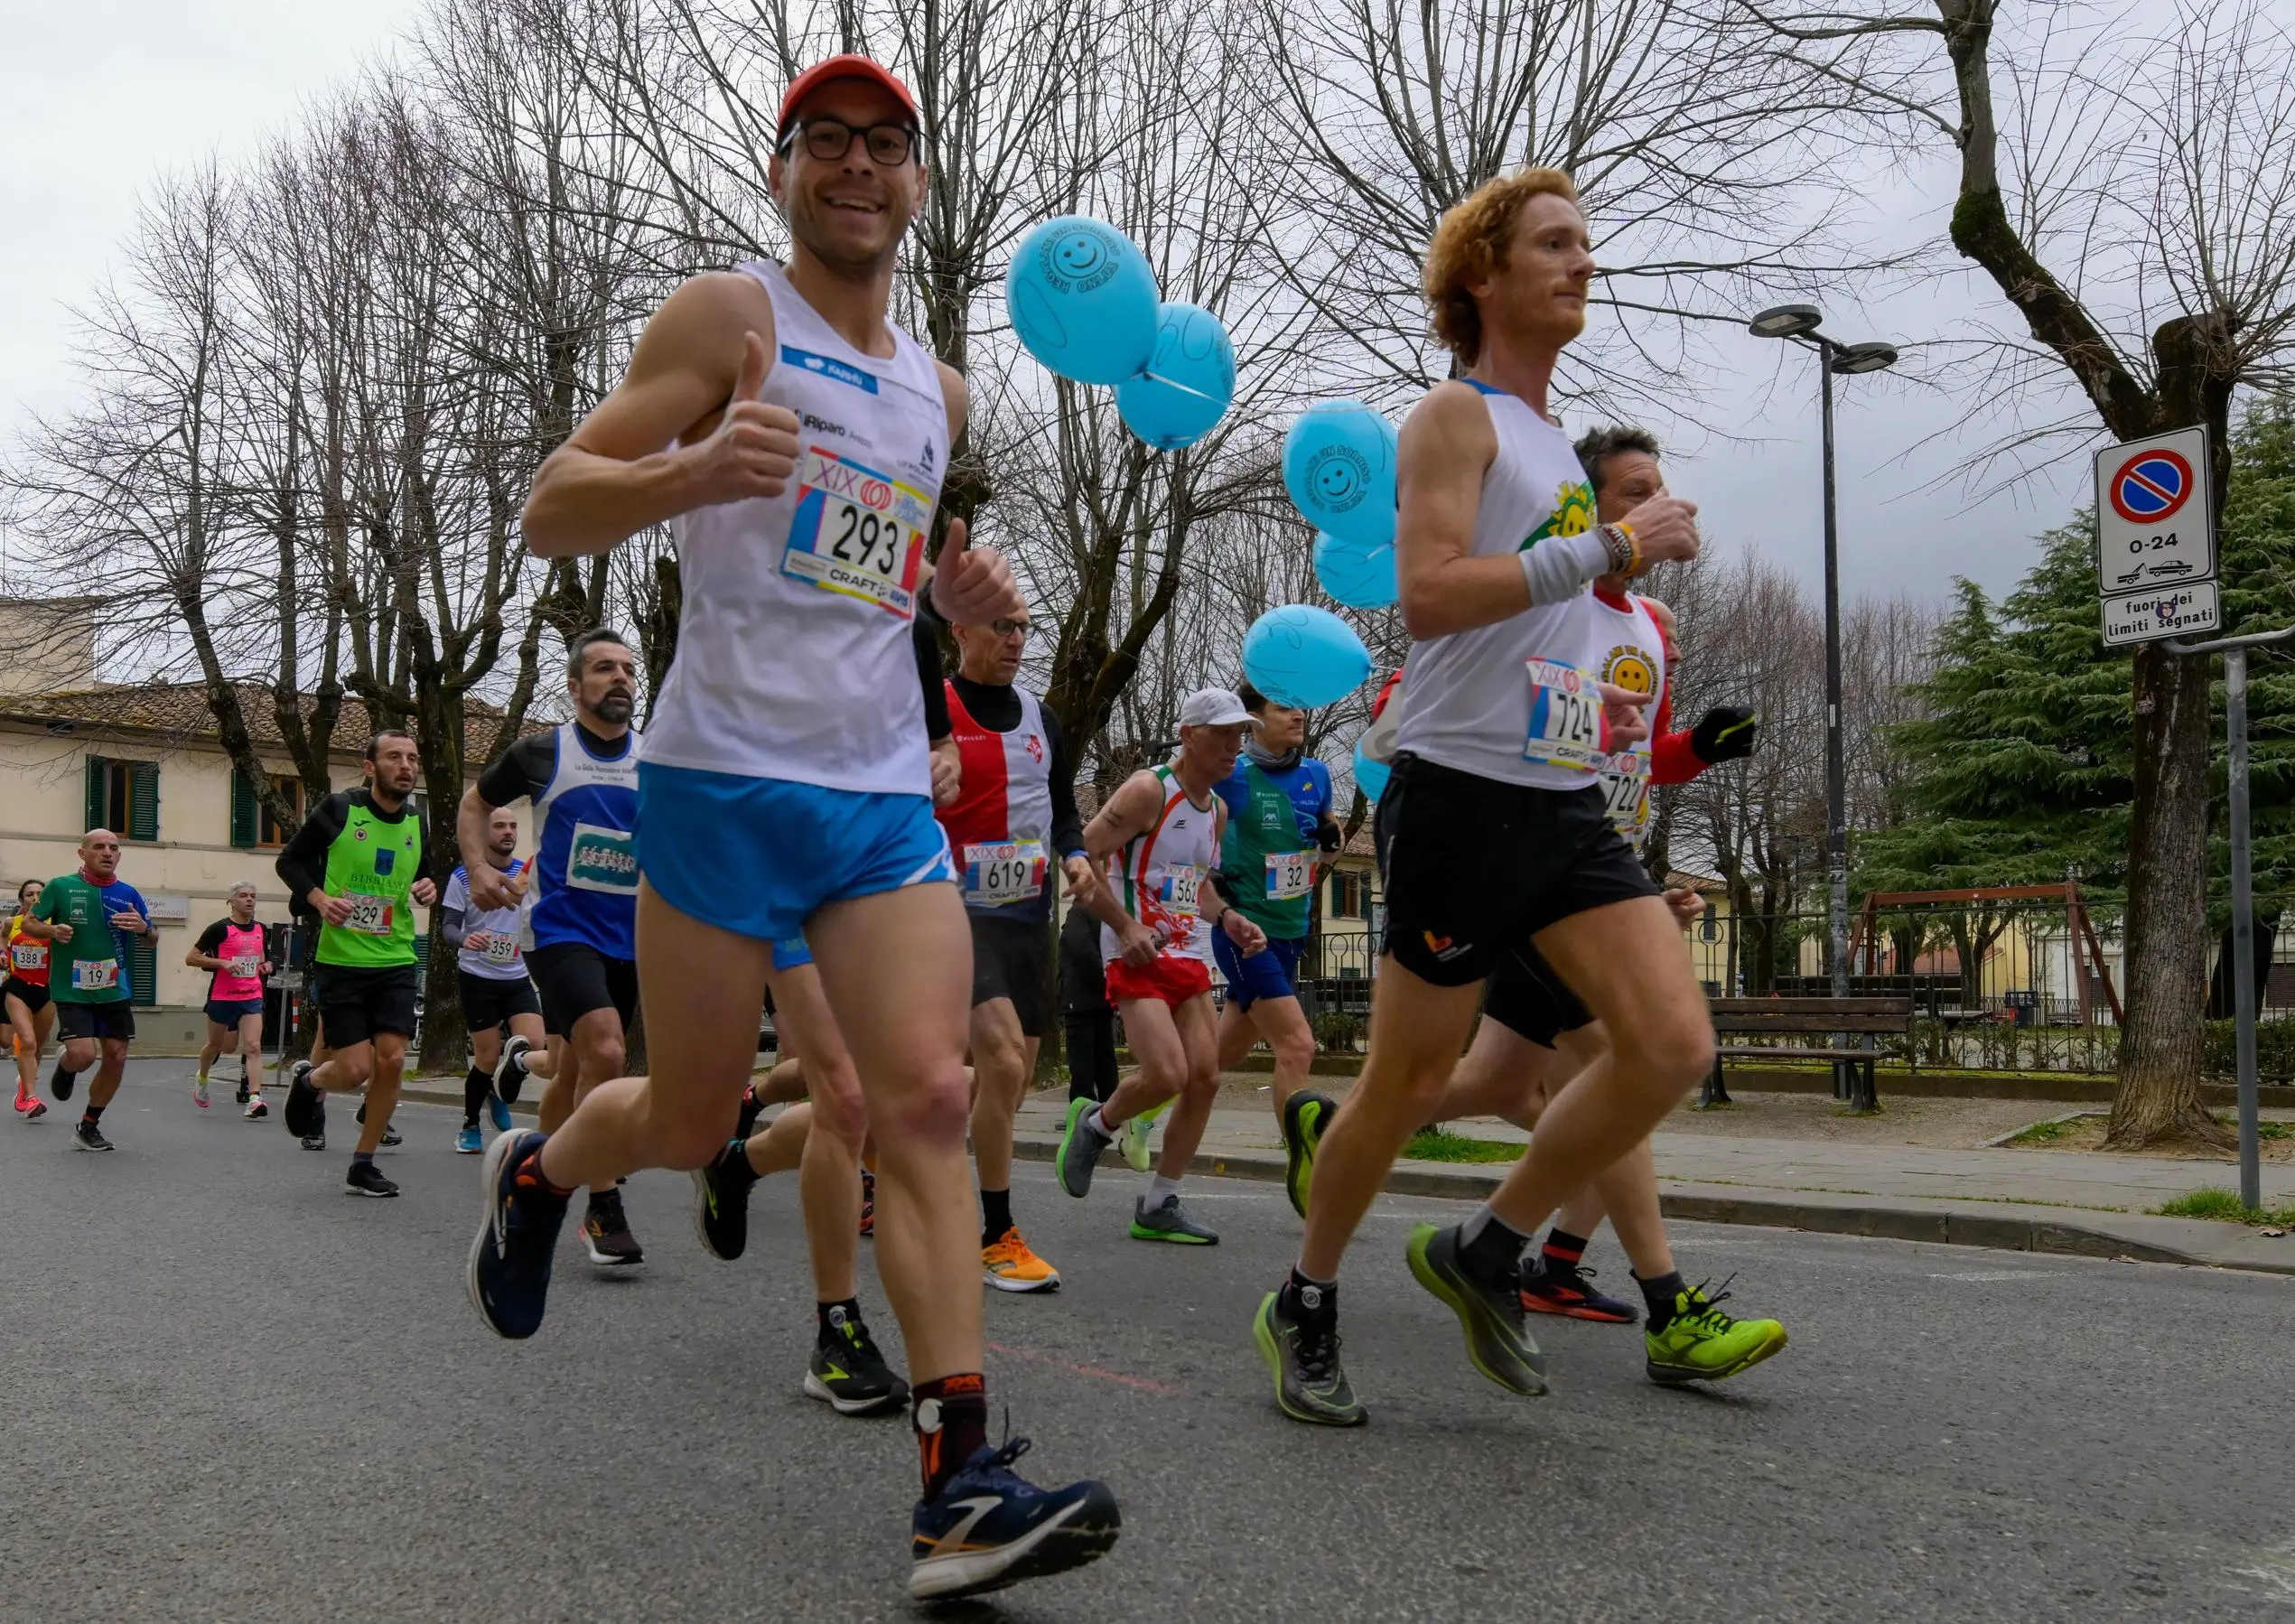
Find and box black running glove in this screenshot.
[1690,705,1759,763]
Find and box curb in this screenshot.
[1011,1135,2295,1278]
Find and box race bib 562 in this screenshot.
[779,446,929,619]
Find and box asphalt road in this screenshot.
[5,1060,2292,1623]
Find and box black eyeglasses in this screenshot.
[779,117,919,167]
[990,619,1034,640]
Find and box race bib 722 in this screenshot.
[1599,751,1654,849]
[779,446,929,619]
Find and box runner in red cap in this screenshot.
[466,51,1117,1601]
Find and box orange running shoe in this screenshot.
[982,1226,1061,1293]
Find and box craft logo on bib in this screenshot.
[780,445,929,619]
[1520,480,1594,549]
[566,823,639,893]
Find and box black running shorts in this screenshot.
[969,912,1050,1038]
[1481,942,1594,1049]
[458,969,540,1034]
[57,1000,134,1042]
[3,975,50,1015]
[527,941,638,1037]
[313,962,419,1047]
[1378,752,1659,989]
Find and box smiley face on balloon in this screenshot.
[1307,446,1368,512]
[1045,227,1115,292]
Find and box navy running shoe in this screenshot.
[283,1059,324,1141]
[466,1129,570,1339]
[909,1436,1119,1601]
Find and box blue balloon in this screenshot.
[1115,303,1236,451]
[1005,215,1161,386]
[1313,530,1397,611]
[1353,739,1391,804]
[1283,401,1397,548]
[1242,605,1373,710]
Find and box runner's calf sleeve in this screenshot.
[463,1066,490,1128]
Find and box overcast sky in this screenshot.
[3,1,2091,611]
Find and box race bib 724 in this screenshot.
[779,446,929,619]
[1523,657,1605,774]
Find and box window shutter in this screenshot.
[84,756,107,831]
[230,768,258,848]
[127,935,158,1008]
[128,761,161,842]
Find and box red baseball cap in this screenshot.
[777,55,920,139]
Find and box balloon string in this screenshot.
[1135,368,1227,405]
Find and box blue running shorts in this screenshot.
[1212,930,1304,1013]
[638,762,954,946]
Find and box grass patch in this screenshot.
[2150,1187,2295,1226]
[1402,1127,1522,1164]
[2002,1117,2085,1146]
[2212,1113,2294,1142]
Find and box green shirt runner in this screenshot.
[277,789,429,970]
[1213,753,1337,942]
[35,871,148,1004]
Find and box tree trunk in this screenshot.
[2107,313,2236,1150]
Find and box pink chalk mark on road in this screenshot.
[986,1340,1181,1395]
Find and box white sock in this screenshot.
[1143,1173,1183,1209]
[1087,1105,1117,1138]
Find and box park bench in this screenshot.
[1703,996,1916,1113]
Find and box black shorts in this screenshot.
[1482,942,1594,1048]
[459,970,541,1033]
[58,1001,135,1042]
[1378,752,1658,988]
[4,976,50,1015]
[969,913,1050,1038]
[313,962,420,1047]
[527,941,638,1037]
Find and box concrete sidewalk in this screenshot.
[1010,1094,2295,1278]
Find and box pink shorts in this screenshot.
[1105,956,1214,1010]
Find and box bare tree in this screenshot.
[1749,0,2295,1146]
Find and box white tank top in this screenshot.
[645,259,952,796]
[1581,593,1668,852]
[1393,383,1608,789]
[1102,765,1219,966]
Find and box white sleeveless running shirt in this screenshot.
[1581,593,1668,851]
[1393,384,1609,790]
[645,259,951,797]
[1102,765,1220,966]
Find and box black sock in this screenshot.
[912,1373,989,1499]
[714,1137,759,1181]
[981,1187,1012,1245]
[1458,1206,1530,1284]
[816,1297,863,1341]
[1281,1266,1338,1323]
[1637,1270,1687,1330]
[463,1066,490,1128]
[80,1104,105,1127]
[351,1151,374,1168]
[1539,1227,1591,1275]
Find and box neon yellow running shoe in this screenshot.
[1644,1279,1788,1386]
[1120,1102,1162,1173]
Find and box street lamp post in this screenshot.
[1749,305,1899,1104]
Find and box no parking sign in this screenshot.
[2096,425,2216,645]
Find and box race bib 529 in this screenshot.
[343,893,394,935]
[779,446,929,620]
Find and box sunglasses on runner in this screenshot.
[779,117,919,167]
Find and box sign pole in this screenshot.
[2169,624,2295,1211]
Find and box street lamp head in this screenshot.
[1830,341,1899,375]
[1749,303,1824,339]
